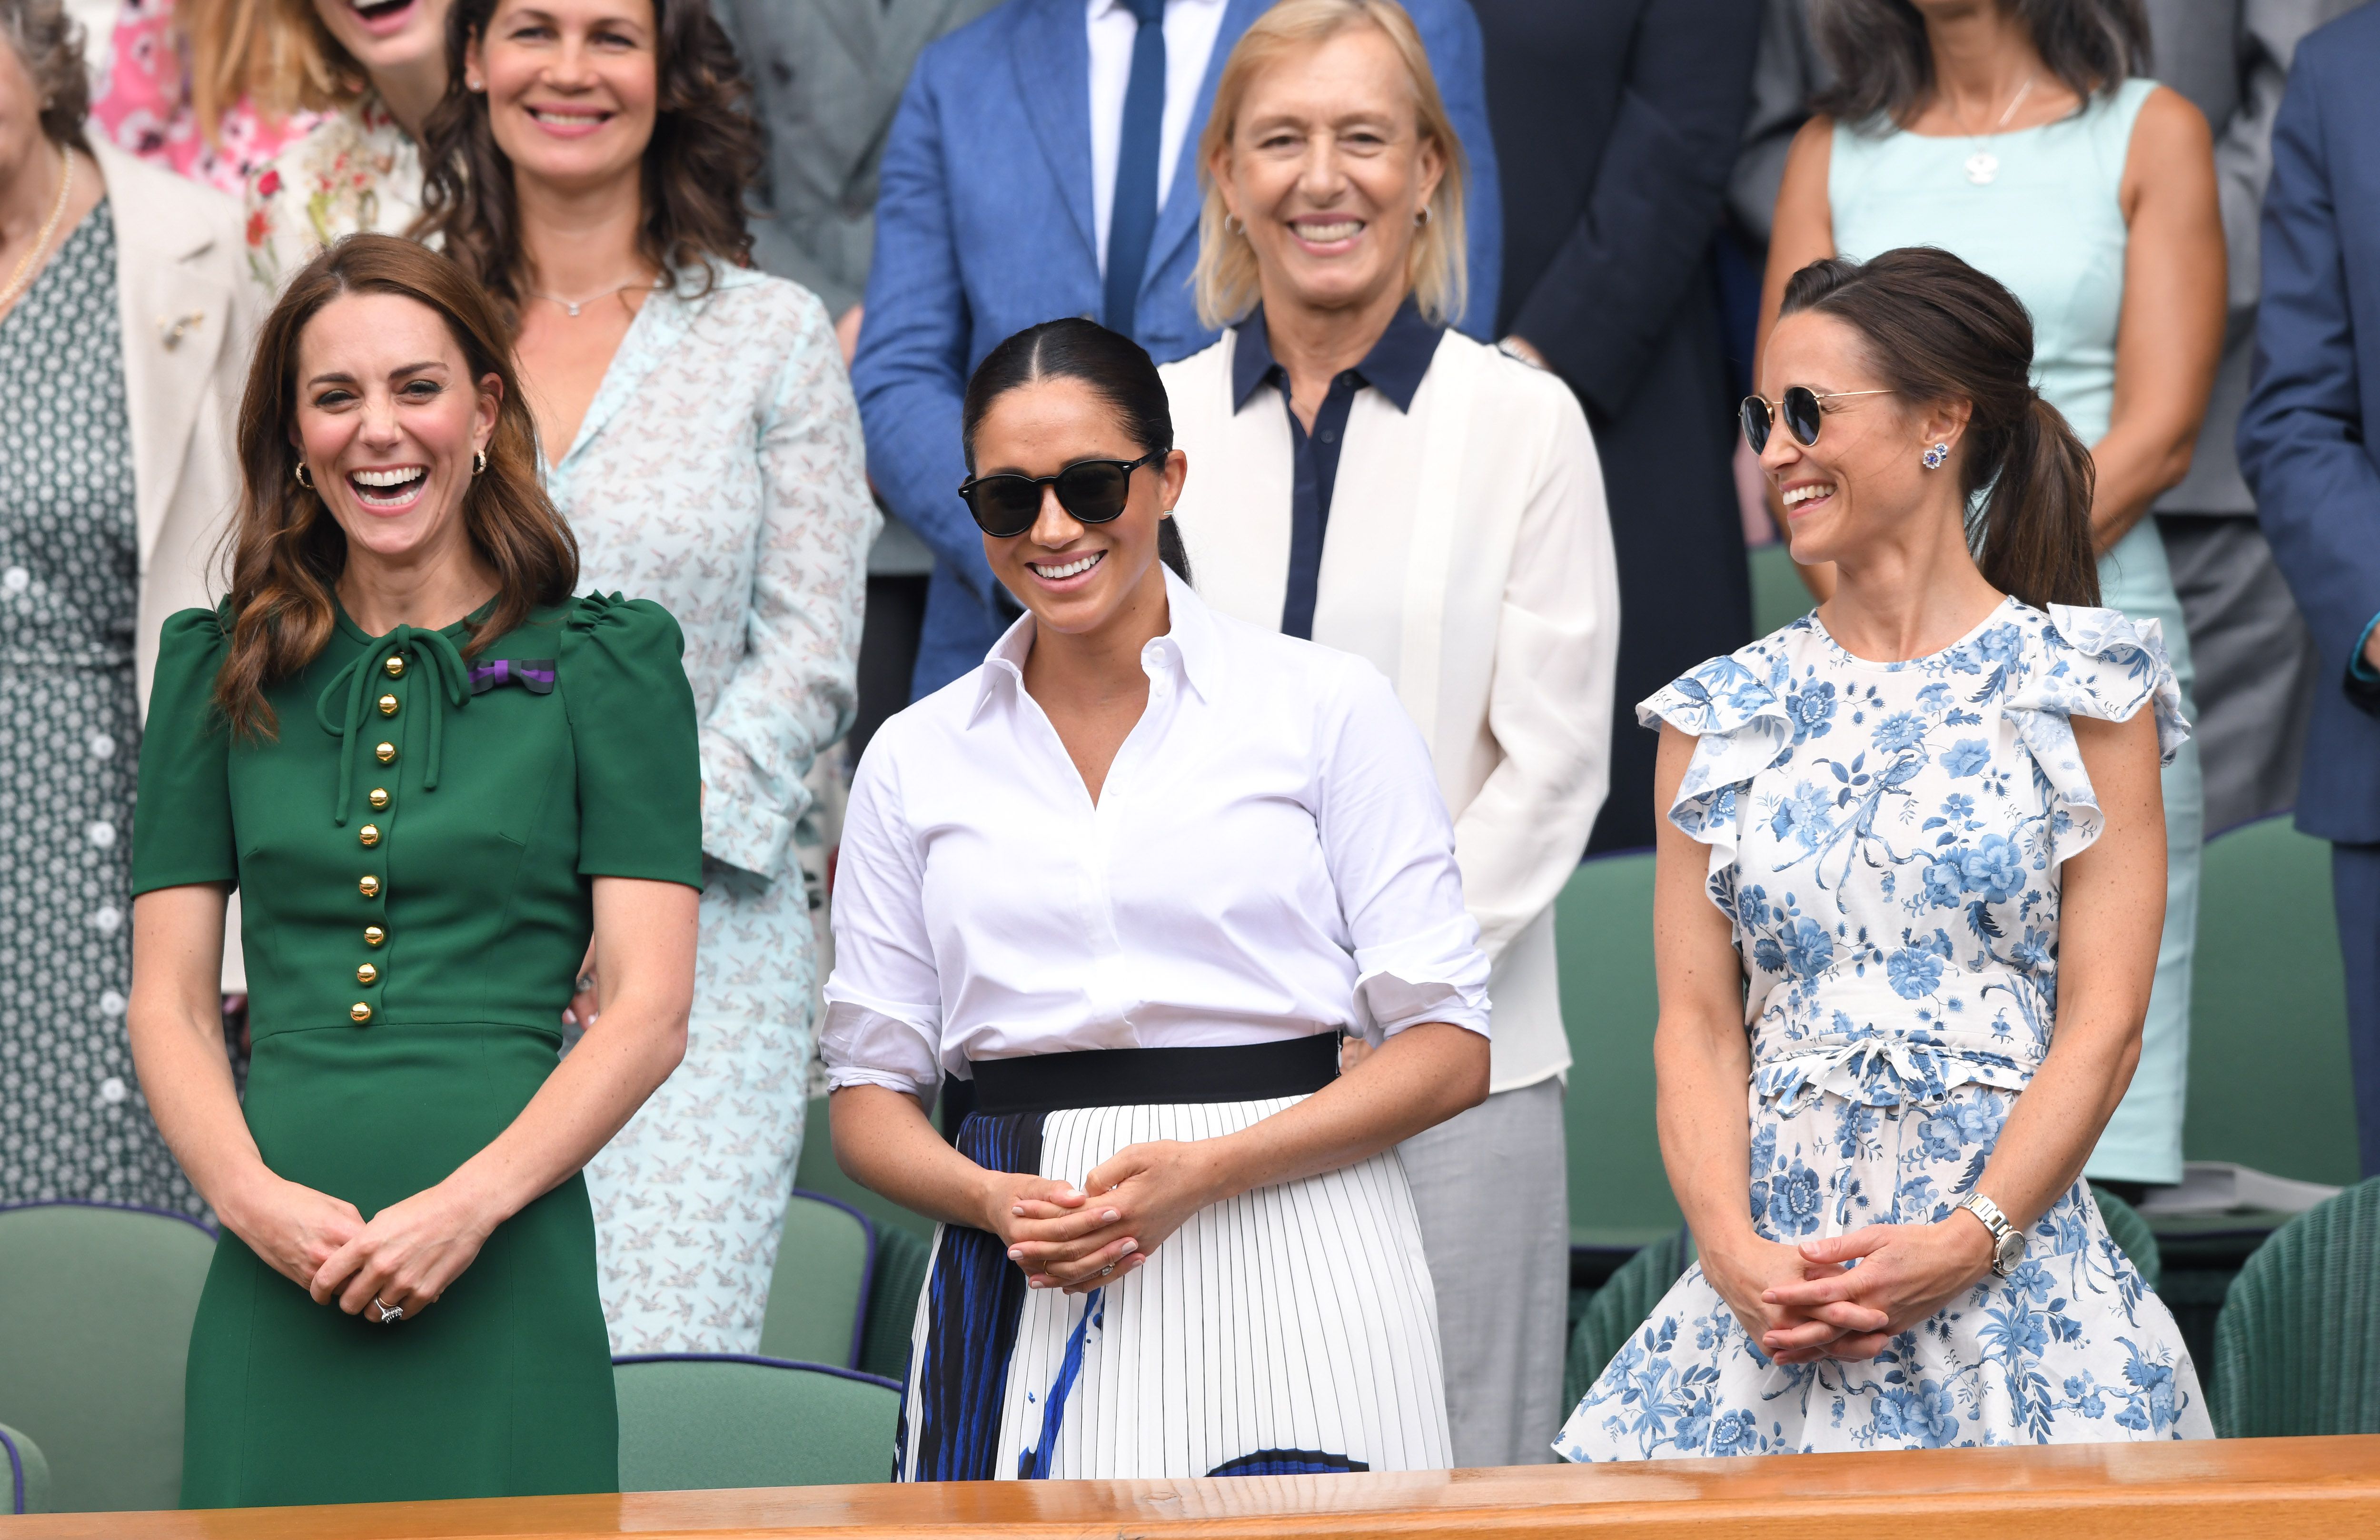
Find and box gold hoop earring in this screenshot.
[473,448,488,476]
[293,462,314,489]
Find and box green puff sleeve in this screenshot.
[130,607,240,897]
[559,593,704,889]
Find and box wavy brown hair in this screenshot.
[217,234,577,736]
[1780,247,2099,611]
[413,0,761,324]
[2,0,92,152]
[1811,0,2149,129]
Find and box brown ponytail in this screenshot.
[1779,247,2100,610]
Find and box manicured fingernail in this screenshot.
[1007,1247,1021,1259]
[1102,1209,1119,1222]
[1118,1239,1136,1256]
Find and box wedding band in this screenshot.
[372,1295,405,1324]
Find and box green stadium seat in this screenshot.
[858,1225,933,1383]
[2211,1175,2380,1437]
[613,1353,900,1489]
[757,1191,873,1369]
[1,1422,52,1516]
[1748,542,1813,639]
[0,1202,215,1512]
[1564,1231,1691,1410]
[2183,815,2361,1186]
[1554,853,1683,1248]
[2089,1185,2163,1291]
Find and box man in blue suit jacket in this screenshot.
[2239,0,2380,1178]
[854,0,1502,699]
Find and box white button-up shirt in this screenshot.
[823,570,1492,1103]
[1086,0,1230,274]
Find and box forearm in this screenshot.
[1976,1009,2142,1231]
[1194,1023,1488,1205]
[831,1083,1002,1230]
[2089,424,2198,552]
[1655,1009,1759,1253]
[128,888,273,1217]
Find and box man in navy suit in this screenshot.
[854,0,1502,700]
[2240,0,2380,1178]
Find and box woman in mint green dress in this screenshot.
[126,235,701,1508]
[1755,0,2225,1187]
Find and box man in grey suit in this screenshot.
[2147,0,2362,836]
[709,0,1005,755]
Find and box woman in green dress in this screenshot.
[126,233,702,1508]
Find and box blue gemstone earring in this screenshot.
[1922,442,1950,470]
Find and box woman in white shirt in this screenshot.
[825,317,1492,1481]
[1159,0,1619,1466]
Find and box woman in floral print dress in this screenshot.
[1557,248,2211,1461]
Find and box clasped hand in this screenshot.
[987,1139,1221,1294]
[1710,1218,1995,1364]
[230,1171,498,1323]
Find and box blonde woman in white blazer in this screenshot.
[1,0,252,1217]
[1160,0,1620,1469]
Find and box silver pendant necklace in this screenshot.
[1956,72,2037,186]
[527,276,662,318]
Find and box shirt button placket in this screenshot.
[352,652,403,1026]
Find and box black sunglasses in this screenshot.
[957,450,1167,538]
[1740,387,1894,453]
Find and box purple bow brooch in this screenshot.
[468,659,555,696]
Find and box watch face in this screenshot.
[1994,1229,2028,1273]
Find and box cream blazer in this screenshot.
[93,143,257,987]
[1163,327,1621,1093]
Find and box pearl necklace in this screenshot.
[1954,73,2036,187]
[0,146,75,313]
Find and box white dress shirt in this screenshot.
[823,569,1492,1103]
[1087,0,1230,274]
[1164,328,1621,1094]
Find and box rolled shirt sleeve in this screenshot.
[820,736,945,1101]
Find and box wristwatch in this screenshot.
[1956,1192,2028,1278]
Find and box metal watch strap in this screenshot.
[1959,1193,2021,1276]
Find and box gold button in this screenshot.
[350,1002,373,1024]
[384,655,406,679]
[364,925,385,947]
[359,823,381,848]
[375,741,397,765]
[358,875,380,898]
[356,962,379,986]
[378,693,400,717]
[368,787,390,811]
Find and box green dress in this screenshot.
[130,592,702,1508]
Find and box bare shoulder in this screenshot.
[2127,84,2216,171]
[1784,115,1836,178]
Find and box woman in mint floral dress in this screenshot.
[1558,248,2211,1460]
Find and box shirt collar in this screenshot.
[1229,297,1444,415]
[971,566,1221,723]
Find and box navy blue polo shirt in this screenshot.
[1230,299,1444,639]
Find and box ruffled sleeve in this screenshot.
[2004,604,2192,867]
[1635,646,1796,872]
[558,593,704,888]
[130,607,239,897]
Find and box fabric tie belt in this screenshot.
[315,624,471,826]
[1748,968,2051,1111]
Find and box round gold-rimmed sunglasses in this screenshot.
[1740,387,1895,453]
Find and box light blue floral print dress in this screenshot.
[1555,599,2215,1460]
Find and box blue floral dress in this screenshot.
[1556,599,2214,1460]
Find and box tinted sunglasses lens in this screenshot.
[967,476,1043,537]
[1055,461,1132,523]
[1739,397,1770,453]
[1783,386,1825,446]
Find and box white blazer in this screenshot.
[91,141,254,715]
[92,143,257,988]
[1163,326,1621,1093]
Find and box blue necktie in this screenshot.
[1104,0,1166,335]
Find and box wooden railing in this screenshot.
[7,1436,2377,1538]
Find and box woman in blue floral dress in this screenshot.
[1558,248,2212,1460]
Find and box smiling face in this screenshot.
[1211,24,1442,319]
[971,375,1187,645]
[292,290,501,568]
[468,0,657,197]
[311,0,455,80]
[1758,310,1969,569]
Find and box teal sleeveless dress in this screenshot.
[1827,78,2201,1184]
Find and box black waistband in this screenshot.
[969,1034,1340,1117]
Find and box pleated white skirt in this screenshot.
[897,1095,1453,1481]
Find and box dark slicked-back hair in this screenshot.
[1780,247,2099,611]
[962,319,1191,584]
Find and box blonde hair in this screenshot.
[1193,0,1467,330]
[179,0,363,145]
